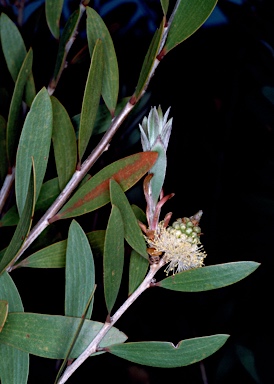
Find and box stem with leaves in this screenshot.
[7,5,169,270]
[57,259,165,384]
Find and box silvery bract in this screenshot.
[139,106,173,226]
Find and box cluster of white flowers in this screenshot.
[145,221,207,275]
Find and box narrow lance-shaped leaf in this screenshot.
[0,301,8,332]
[7,48,33,166]
[157,262,261,292]
[0,206,19,227]
[164,0,218,54]
[35,177,61,212]
[0,313,127,359]
[128,204,149,295]
[0,13,26,81]
[45,0,64,39]
[72,98,130,138]
[107,335,229,368]
[52,151,158,221]
[15,87,52,216]
[0,163,35,275]
[78,39,104,161]
[0,13,36,106]
[51,7,84,88]
[133,19,165,102]
[109,179,147,257]
[55,286,96,383]
[16,230,105,269]
[104,204,124,314]
[86,6,119,115]
[160,0,169,15]
[0,115,8,183]
[65,220,95,319]
[128,249,149,296]
[51,96,77,190]
[0,272,29,384]
[236,344,261,383]
[17,239,67,269]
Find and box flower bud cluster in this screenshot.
[167,217,202,245]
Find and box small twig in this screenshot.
[57,259,165,384]
[158,0,181,54]
[15,0,26,27]
[0,167,15,214]
[54,285,97,384]
[199,360,208,384]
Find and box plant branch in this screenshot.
[7,100,134,270]
[0,167,15,214]
[7,4,174,270]
[57,259,165,384]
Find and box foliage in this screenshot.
[0,1,260,383]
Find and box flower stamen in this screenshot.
[145,219,206,275]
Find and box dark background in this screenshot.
[1,0,274,383]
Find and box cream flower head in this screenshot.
[145,218,206,275]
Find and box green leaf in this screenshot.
[133,19,164,102]
[158,262,261,292]
[0,13,35,106]
[0,272,23,312]
[0,206,19,227]
[164,0,218,53]
[87,230,105,258]
[128,249,149,296]
[86,6,119,114]
[0,248,6,263]
[78,39,104,161]
[0,300,8,332]
[108,335,229,367]
[45,0,64,39]
[160,0,169,15]
[0,313,127,359]
[0,165,35,274]
[17,240,66,269]
[55,287,95,383]
[6,48,33,166]
[109,179,147,257]
[35,177,61,212]
[131,204,147,224]
[0,272,29,384]
[104,205,124,314]
[0,13,26,80]
[0,337,29,384]
[53,151,158,221]
[16,230,105,269]
[72,98,129,138]
[0,115,8,183]
[15,87,52,216]
[65,220,95,319]
[236,344,261,383]
[52,7,83,86]
[51,96,77,190]
[128,204,148,295]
